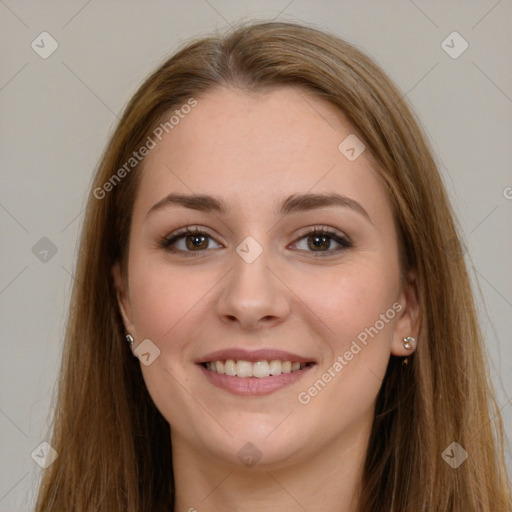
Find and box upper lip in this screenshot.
[195,348,316,364]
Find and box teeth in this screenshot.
[224,359,236,376]
[236,360,252,378]
[204,359,308,378]
[269,360,282,375]
[252,361,270,378]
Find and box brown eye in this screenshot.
[292,227,352,255]
[161,227,221,254]
[183,233,209,250]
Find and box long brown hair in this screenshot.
[35,20,511,511]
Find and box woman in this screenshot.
[35,20,511,511]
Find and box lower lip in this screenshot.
[197,364,316,396]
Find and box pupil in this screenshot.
[309,235,329,250]
[187,235,207,250]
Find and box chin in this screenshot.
[196,418,315,469]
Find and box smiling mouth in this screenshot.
[201,359,314,378]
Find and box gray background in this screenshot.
[0,1,511,510]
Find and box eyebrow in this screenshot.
[146,192,372,223]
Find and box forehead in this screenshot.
[133,85,390,222]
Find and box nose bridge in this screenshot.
[215,236,290,328]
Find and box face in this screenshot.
[113,85,419,469]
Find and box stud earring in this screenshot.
[403,336,416,350]
[125,334,134,347]
[402,336,416,366]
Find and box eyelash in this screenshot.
[159,225,353,257]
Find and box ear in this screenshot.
[112,262,136,335]
[390,269,421,357]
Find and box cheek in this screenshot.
[296,264,400,419]
[297,268,399,430]
[298,263,400,413]
[128,263,204,343]
[302,260,400,349]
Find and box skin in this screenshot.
[113,85,420,512]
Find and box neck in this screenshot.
[171,418,371,512]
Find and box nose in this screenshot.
[215,247,291,331]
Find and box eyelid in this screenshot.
[296,225,351,242]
